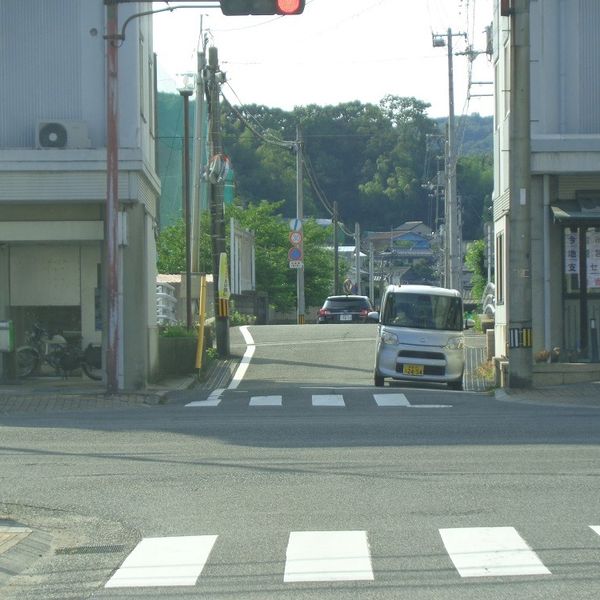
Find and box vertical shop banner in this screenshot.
[587,229,600,289]
[565,230,579,275]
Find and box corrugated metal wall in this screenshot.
[579,0,600,133]
[0,0,82,148]
[558,176,600,199]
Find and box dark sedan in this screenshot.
[317,295,375,324]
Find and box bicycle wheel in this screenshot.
[16,347,40,378]
[81,344,102,381]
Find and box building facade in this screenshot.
[493,0,600,386]
[0,0,160,388]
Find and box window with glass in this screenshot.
[382,292,463,331]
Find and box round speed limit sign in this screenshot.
[289,231,303,245]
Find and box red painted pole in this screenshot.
[105,1,120,393]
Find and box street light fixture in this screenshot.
[177,73,195,330]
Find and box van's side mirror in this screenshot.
[464,318,475,330]
[367,311,380,323]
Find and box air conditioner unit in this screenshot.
[37,120,91,149]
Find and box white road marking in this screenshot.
[374,393,451,408]
[590,525,600,536]
[105,535,218,588]
[188,326,255,406]
[185,388,224,407]
[249,395,282,406]
[284,530,374,582]
[439,527,551,578]
[312,394,345,407]
[229,326,255,390]
[374,393,410,406]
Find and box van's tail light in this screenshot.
[360,308,368,317]
[319,308,330,316]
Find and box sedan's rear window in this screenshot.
[324,298,372,310]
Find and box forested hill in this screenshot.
[157,92,493,240]
[435,114,493,155]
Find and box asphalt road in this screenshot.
[1,324,600,599]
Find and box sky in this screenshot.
[152,0,494,119]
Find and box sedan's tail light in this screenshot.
[318,308,330,316]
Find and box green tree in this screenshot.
[465,239,487,302]
[156,213,212,274]
[227,200,334,312]
[457,154,493,240]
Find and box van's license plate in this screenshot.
[403,364,424,376]
[339,314,352,321]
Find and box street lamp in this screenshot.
[177,73,195,330]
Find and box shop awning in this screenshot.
[551,199,600,222]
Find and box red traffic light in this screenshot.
[276,0,304,14]
[220,0,304,15]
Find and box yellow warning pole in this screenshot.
[195,274,207,371]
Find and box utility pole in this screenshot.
[296,126,305,323]
[207,46,229,355]
[507,0,532,387]
[333,201,339,295]
[433,29,463,293]
[192,48,208,271]
[104,0,121,393]
[179,85,193,329]
[369,242,374,305]
[354,222,361,295]
[446,28,461,293]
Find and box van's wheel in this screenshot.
[374,373,384,387]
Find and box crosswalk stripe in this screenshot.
[439,527,551,578]
[312,394,345,407]
[374,393,410,406]
[105,535,218,588]
[185,393,453,408]
[284,530,374,582]
[250,395,283,406]
[185,389,223,407]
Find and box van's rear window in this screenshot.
[382,293,463,331]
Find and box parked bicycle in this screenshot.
[16,323,102,380]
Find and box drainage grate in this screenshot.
[55,544,125,555]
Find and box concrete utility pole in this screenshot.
[507,0,532,387]
[433,29,463,293]
[446,28,461,293]
[180,86,193,329]
[207,47,229,355]
[333,201,339,295]
[369,242,375,305]
[296,126,305,323]
[192,49,208,271]
[354,222,361,295]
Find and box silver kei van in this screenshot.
[372,284,468,390]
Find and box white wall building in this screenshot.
[0,0,160,388]
[492,0,600,386]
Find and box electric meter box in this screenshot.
[0,320,14,352]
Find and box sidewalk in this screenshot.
[495,380,600,409]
